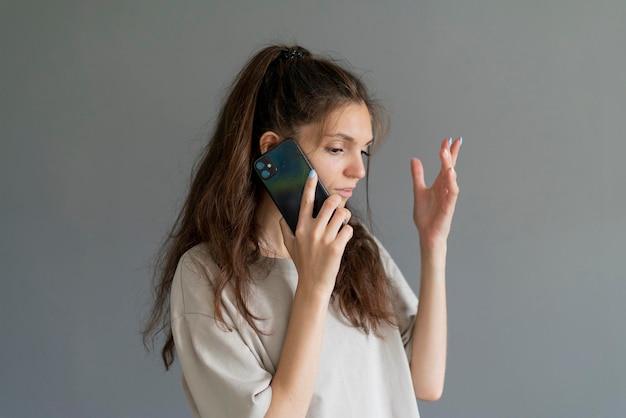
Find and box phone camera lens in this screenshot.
[255,161,265,170]
[261,170,270,179]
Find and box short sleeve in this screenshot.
[170,249,273,418]
[373,236,419,358]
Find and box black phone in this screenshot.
[253,138,330,234]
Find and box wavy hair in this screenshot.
[142,45,396,369]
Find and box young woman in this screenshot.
[143,45,461,418]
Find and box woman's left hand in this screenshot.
[411,137,461,247]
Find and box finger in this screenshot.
[439,137,453,172]
[298,169,319,223]
[411,158,426,194]
[316,194,343,226]
[328,207,351,234]
[333,223,354,251]
[445,166,460,204]
[450,137,462,167]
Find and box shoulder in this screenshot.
[176,243,218,282]
[171,243,219,318]
[350,219,400,278]
[374,238,402,282]
[368,231,418,304]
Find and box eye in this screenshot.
[361,149,371,158]
[326,147,344,155]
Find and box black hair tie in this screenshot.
[281,48,306,61]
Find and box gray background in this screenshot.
[2,1,625,417]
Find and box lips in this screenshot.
[335,188,354,198]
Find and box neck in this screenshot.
[255,194,291,259]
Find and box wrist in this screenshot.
[419,238,447,268]
[294,280,333,306]
[419,236,448,254]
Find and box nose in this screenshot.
[346,150,367,180]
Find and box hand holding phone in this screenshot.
[253,139,330,234]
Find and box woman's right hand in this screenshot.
[279,170,353,299]
[269,171,351,418]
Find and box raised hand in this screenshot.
[411,137,461,247]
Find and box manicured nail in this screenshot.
[459,136,463,146]
[308,169,316,178]
[448,137,453,147]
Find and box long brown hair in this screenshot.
[143,45,396,369]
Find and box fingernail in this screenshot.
[308,169,316,178]
[448,137,453,147]
[459,136,463,146]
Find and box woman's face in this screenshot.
[298,102,373,208]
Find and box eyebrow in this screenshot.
[325,132,374,147]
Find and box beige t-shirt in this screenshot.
[170,241,420,418]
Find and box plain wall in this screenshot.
[1,1,625,417]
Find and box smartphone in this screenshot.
[253,138,330,234]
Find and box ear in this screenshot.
[259,131,281,154]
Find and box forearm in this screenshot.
[410,240,448,401]
[264,286,329,418]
